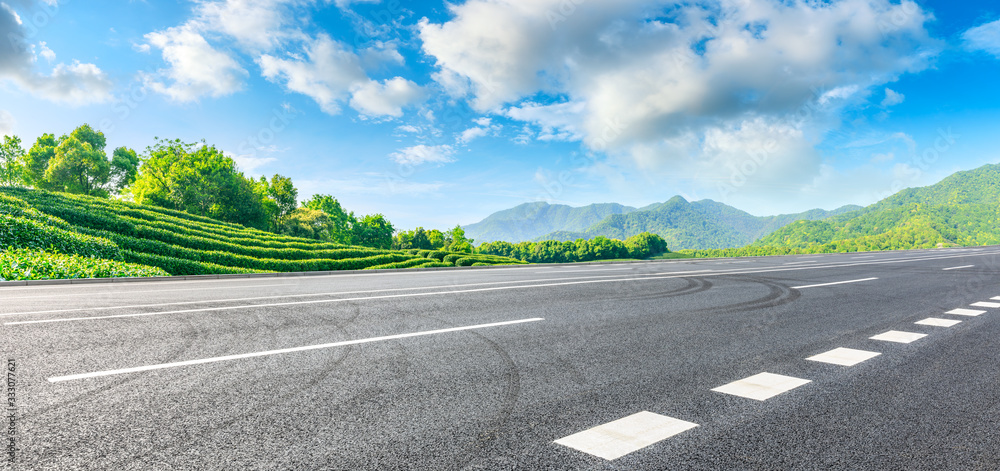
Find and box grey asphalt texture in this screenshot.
[2,247,1000,470]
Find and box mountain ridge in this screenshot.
[464,196,862,249]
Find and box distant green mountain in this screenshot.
[462,201,637,243]
[752,163,1000,251]
[464,196,861,249]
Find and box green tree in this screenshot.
[427,229,445,249]
[23,133,57,187]
[44,135,111,197]
[302,194,355,244]
[278,207,333,240]
[446,225,474,253]
[266,174,298,225]
[0,135,26,187]
[109,147,140,194]
[128,138,268,229]
[352,214,394,249]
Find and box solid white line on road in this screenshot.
[12,250,1000,324]
[915,318,962,327]
[852,255,875,259]
[47,317,544,382]
[806,347,881,366]
[782,260,818,265]
[971,301,1000,308]
[711,372,811,401]
[791,277,878,290]
[553,411,698,461]
[942,265,975,271]
[946,308,986,317]
[870,331,927,344]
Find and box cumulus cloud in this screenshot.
[140,0,308,101]
[881,88,905,107]
[143,24,248,101]
[0,3,112,105]
[458,126,488,144]
[0,110,13,135]
[194,0,306,51]
[962,19,1000,57]
[349,76,424,117]
[420,0,938,188]
[258,34,367,114]
[389,144,455,166]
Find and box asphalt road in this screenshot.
[3,247,1000,470]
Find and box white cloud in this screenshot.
[881,88,905,107]
[194,0,306,51]
[505,101,585,142]
[38,42,55,62]
[143,24,247,101]
[0,4,112,105]
[421,0,938,187]
[474,117,491,127]
[963,19,1000,57]
[349,76,424,117]
[458,126,488,144]
[389,144,455,166]
[258,34,367,114]
[0,110,13,135]
[333,0,382,9]
[229,154,277,175]
[871,152,894,163]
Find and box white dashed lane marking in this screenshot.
[942,265,975,271]
[554,411,698,460]
[870,331,927,344]
[915,318,962,327]
[47,318,544,382]
[947,308,986,316]
[806,347,881,366]
[711,372,811,401]
[970,301,1000,308]
[791,277,878,290]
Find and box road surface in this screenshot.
[2,247,999,469]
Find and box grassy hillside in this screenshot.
[0,188,524,280]
[686,163,1000,257]
[533,197,861,249]
[462,201,636,243]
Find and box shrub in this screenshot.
[427,250,447,261]
[443,254,464,265]
[0,248,168,280]
[455,257,476,267]
[0,214,121,260]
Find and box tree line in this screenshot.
[0,124,394,249]
[477,232,669,263]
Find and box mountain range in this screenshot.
[463,197,861,250]
[465,162,1000,252]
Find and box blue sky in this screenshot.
[1,0,1000,231]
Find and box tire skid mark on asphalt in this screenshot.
[611,277,714,303]
[109,303,364,468]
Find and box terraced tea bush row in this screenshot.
[0,214,121,260]
[121,250,261,276]
[0,248,168,280]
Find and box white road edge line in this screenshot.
[47,317,544,382]
[943,265,975,271]
[12,249,1000,324]
[791,277,878,290]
